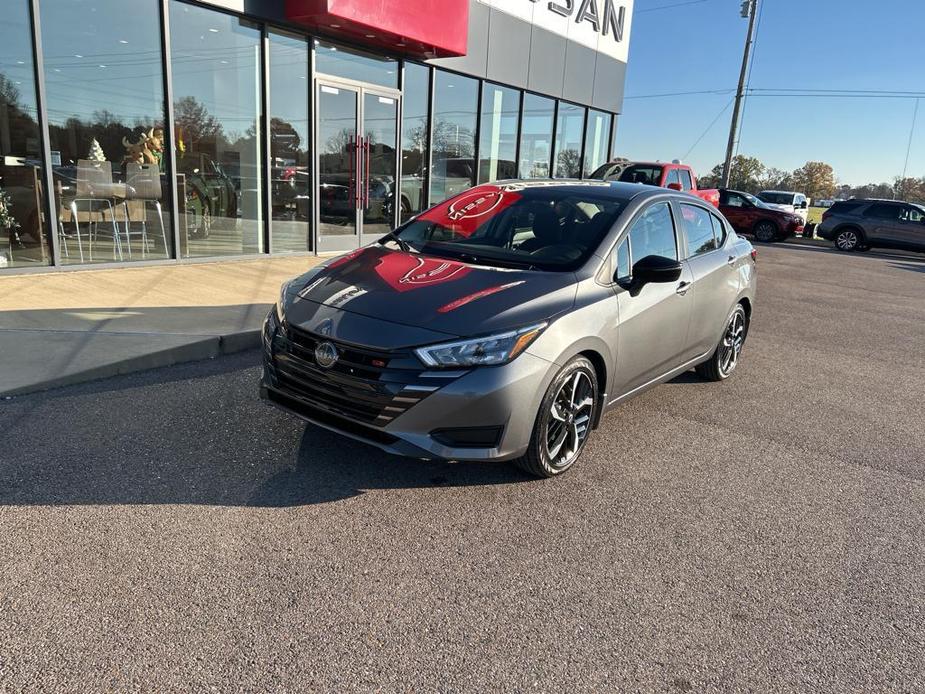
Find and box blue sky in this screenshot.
[617,0,924,185]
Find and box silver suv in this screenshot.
[817,199,925,253]
[262,182,757,478]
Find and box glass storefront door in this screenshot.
[316,80,399,252]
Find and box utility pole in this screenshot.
[721,0,759,188]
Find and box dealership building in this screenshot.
[0,0,633,271]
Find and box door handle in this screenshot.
[676,281,692,296]
[363,136,371,209]
[727,255,736,266]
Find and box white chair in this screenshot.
[124,162,168,258]
[72,159,124,261]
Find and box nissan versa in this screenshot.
[261,181,757,477]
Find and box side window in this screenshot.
[679,169,693,191]
[711,213,728,246]
[726,192,745,208]
[679,203,718,257]
[614,238,631,282]
[901,206,924,223]
[628,202,678,261]
[864,203,900,220]
[664,168,681,187]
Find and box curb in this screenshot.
[1,330,263,398]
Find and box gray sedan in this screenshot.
[262,181,757,478]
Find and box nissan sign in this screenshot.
[477,0,634,63]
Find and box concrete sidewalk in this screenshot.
[0,256,322,396]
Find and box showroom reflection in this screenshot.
[39,0,173,265]
[0,1,50,268]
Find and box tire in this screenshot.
[834,226,863,252]
[696,304,748,382]
[753,220,778,243]
[513,356,599,479]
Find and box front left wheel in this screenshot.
[514,356,598,479]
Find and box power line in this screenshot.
[624,88,735,100]
[636,0,714,14]
[682,97,734,160]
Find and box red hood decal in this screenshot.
[417,186,521,237]
[373,253,471,293]
[437,281,525,314]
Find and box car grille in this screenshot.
[268,324,458,427]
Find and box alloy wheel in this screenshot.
[719,311,746,377]
[754,222,777,243]
[545,371,595,468]
[836,229,858,251]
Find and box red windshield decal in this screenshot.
[437,281,525,314]
[417,186,521,237]
[373,253,471,293]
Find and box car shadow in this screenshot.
[887,261,925,273]
[0,351,534,508]
[248,427,534,507]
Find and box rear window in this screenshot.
[679,169,693,191]
[829,200,865,214]
[589,162,626,181]
[619,164,663,186]
[395,183,625,271]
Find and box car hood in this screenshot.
[282,246,577,346]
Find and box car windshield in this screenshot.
[740,191,768,208]
[618,164,663,186]
[758,192,795,205]
[390,183,625,271]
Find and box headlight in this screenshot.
[414,323,547,368]
[276,280,293,323]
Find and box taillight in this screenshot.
[750,249,758,262]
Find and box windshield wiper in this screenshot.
[379,230,416,253]
[420,244,539,271]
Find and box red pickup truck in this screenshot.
[590,160,720,208]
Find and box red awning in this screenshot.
[285,0,469,58]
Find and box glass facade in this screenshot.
[429,69,478,205]
[170,1,263,257]
[553,102,586,179]
[400,62,429,222]
[41,0,172,265]
[519,93,555,179]
[0,1,617,272]
[583,110,612,178]
[1,1,49,268]
[477,82,519,184]
[269,31,311,253]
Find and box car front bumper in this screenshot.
[260,312,557,462]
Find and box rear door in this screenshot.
[612,200,695,396]
[676,202,735,355]
[862,203,904,243]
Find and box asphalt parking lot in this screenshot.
[1,244,923,692]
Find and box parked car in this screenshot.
[718,189,804,242]
[757,190,810,222]
[261,181,756,478]
[589,159,720,208]
[816,198,925,253]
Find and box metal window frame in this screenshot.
[160,0,181,260]
[28,0,60,268]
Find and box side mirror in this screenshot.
[666,182,683,191]
[618,255,683,296]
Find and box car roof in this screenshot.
[759,190,802,195]
[493,179,665,203]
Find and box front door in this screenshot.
[316,80,399,253]
[612,201,694,397]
